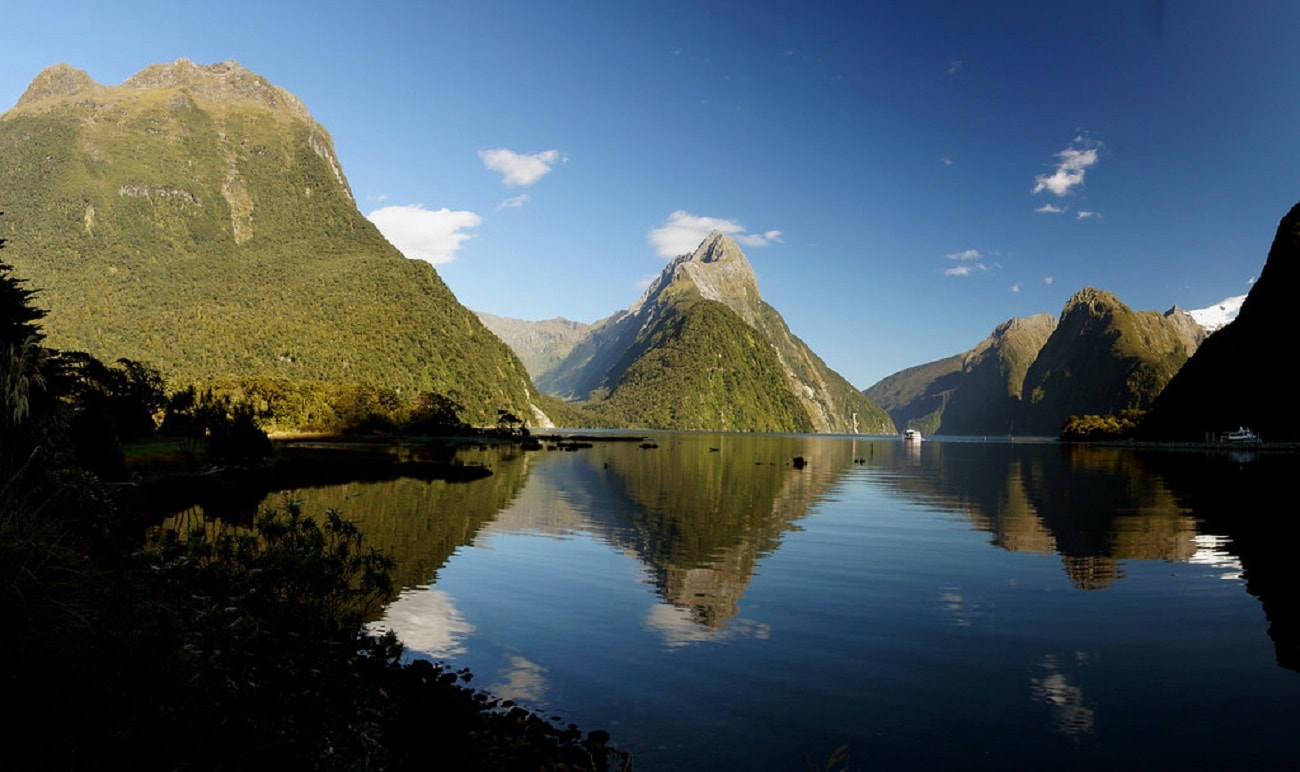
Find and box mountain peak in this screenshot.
[121,58,312,121]
[12,59,312,124]
[686,230,745,264]
[671,232,762,311]
[15,63,100,108]
[1063,286,1124,314]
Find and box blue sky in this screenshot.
[5,1,1299,388]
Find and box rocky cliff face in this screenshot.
[536,232,893,433]
[1142,201,1300,441]
[0,60,543,426]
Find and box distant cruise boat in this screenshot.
[903,428,922,442]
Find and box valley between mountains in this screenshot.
[2,58,1293,440]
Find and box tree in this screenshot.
[0,215,46,350]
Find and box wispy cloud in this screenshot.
[1032,136,1100,197]
[648,211,783,258]
[1035,203,1064,214]
[1011,282,1021,293]
[1075,210,1098,220]
[367,204,483,265]
[946,60,962,76]
[479,148,565,187]
[497,194,530,210]
[940,154,953,166]
[1043,276,1055,285]
[944,248,991,277]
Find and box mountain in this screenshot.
[475,312,590,380]
[0,60,543,426]
[1016,288,1201,435]
[867,290,1206,436]
[1187,294,1246,333]
[534,232,893,433]
[1141,202,1300,441]
[865,314,1056,435]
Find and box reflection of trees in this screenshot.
[154,444,532,594]
[874,442,1200,590]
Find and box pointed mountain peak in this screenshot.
[15,63,100,108]
[670,231,761,308]
[1060,286,1128,320]
[685,230,747,264]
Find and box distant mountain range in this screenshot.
[3,58,1285,438]
[866,289,1207,436]
[480,232,893,434]
[0,59,545,426]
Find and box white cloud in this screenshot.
[940,155,953,166]
[1075,210,1098,220]
[1032,137,1100,197]
[1035,203,1064,214]
[944,248,992,277]
[479,148,564,186]
[648,210,782,258]
[947,60,962,76]
[1011,282,1021,293]
[497,194,530,210]
[1044,276,1055,285]
[367,204,483,265]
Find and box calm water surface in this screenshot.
[168,434,1300,769]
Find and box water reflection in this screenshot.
[870,441,1204,589]
[479,433,853,639]
[153,443,532,593]
[1030,653,1096,738]
[149,433,1300,767]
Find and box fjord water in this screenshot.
[183,435,1300,769]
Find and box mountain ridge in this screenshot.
[529,232,892,433]
[0,60,544,426]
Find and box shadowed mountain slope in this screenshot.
[1141,201,1300,441]
[866,314,1056,435]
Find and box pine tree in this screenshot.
[0,216,46,349]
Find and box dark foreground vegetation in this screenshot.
[2,239,628,768]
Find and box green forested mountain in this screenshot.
[0,60,543,426]
[866,314,1056,435]
[534,232,893,433]
[867,291,1205,437]
[1142,201,1300,441]
[1017,288,1199,435]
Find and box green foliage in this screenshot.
[0,69,540,429]
[162,385,272,460]
[1018,291,1189,435]
[1059,410,1147,441]
[588,299,815,432]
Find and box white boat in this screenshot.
[1221,426,1258,442]
[903,428,922,442]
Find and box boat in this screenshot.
[903,428,922,442]
[1221,426,1258,443]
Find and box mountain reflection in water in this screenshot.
[159,434,1300,769]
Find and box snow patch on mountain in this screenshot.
[1187,295,1246,332]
